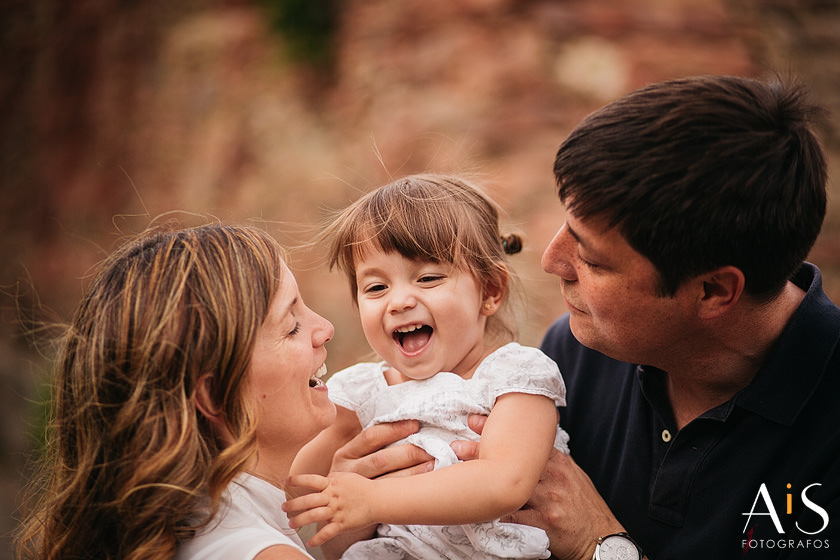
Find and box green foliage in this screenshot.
[257,0,340,68]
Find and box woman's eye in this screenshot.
[288,322,301,336]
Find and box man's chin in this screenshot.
[568,316,600,351]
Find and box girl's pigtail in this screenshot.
[500,233,523,255]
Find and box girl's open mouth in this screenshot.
[393,324,433,353]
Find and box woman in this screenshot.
[16,223,335,560]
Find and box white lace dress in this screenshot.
[327,343,570,560]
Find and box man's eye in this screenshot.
[579,254,599,269]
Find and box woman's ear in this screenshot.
[195,373,224,424]
[481,267,508,316]
[195,373,236,447]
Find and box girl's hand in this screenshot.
[284,472,378,548]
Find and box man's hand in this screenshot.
[453,415,626,560]
[506,450,624,560]
[330,419,434,479]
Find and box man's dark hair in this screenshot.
[554,75,828,300]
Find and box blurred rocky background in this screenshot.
[2,0,839,557]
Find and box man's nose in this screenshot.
[542,224,578,281]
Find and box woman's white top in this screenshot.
[177,472,313,560]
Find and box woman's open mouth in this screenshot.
[309,363,327,388]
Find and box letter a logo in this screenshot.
[742,483,784,533]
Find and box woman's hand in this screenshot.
[330,419,434,479]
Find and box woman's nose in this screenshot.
[541,225,578,281]
[312,311,334,346]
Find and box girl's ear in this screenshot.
[481,267,508,316]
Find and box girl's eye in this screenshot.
[364,284,386,293]
[419,275,444,283]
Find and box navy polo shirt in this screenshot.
[540,264,840,559]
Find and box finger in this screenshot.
[285,474,329,492]
[307,523,344,548]
[377,458,435,479]
[365,443,435,479]
[503,506,544,530]
[467,414,488,435]
[287,506,333,530]
[282,492,328,515]
[335,439,433,480]
[450,439,480,461]
[337,420,420,461]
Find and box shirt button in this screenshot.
[661,429,672,442]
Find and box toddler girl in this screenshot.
[286,175,569,559]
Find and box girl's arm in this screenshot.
[284,392,559,547]
[291,405,362,479]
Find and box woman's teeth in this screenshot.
[309,363,327,387]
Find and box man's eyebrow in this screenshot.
[566,222,582,243]
[566,221,604,258]
[566,222,589,250]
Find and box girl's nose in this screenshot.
[387,285,417,313]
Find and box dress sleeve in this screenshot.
[478,343,567,408]
[325,362,383,428]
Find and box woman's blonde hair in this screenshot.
[17,223,285,560]
[323,174,523,343]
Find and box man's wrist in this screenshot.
[590,532,643,560]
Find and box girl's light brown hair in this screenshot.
[322,174,523,343]
[17,223,285,560]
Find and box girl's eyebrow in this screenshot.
[355,265,387,278]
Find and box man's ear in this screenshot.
[697,266,745,319]
[481,267,508,316]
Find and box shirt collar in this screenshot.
[735,263,840,425]
[637,264,840,428]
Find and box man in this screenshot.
[325,76,840,559]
